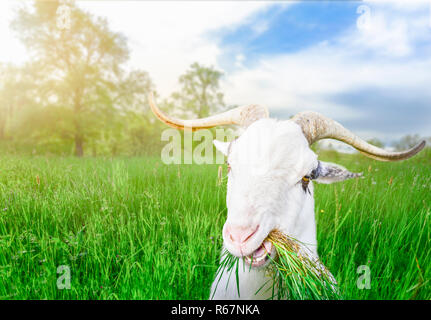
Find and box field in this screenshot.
[0,149,430,300]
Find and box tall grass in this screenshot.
[0,149,430,299]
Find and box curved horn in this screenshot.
[292,111,426,161]
[148,92,269,131]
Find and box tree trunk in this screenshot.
[0,104,9,140]
[75,134,84,157]
[0,116,6,140]
[198,84,208,118]
[73,88,84,157]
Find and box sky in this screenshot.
[0,0,430,145]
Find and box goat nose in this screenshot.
[225,224,259,245]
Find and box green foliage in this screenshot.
[0,62,36,140]
[367,138,385,148]
[0,2,232,157]
[170,62,225,118]
[393,134,422,151]
[0,149,429,299]
[1,1,161,157]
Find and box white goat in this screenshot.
[148,93,425,300]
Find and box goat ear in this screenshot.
[314,161,362,184]
[213,140,230,156]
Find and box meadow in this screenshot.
[0,149,430,300]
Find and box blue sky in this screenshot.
[218,1,360,66]
[0,0,430,145]
[212,1,431,144]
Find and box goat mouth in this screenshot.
[244,240,273,268]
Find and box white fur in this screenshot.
[210,118,344,299]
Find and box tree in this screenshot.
[97,70,160,156]
[171,62,225,118]
[367,138,385,148]
[0,64,20,140]
[0,62,44,146]
[11,1,130,156]
[393,134,421,151]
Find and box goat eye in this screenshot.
[301,176,310,193]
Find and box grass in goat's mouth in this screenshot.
[213,230,342,300]
[244,241,272,266]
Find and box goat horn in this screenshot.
[292,111,426,161]
[148,92,269,131]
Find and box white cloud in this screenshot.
[365,0,430,12]
[78,1,275,97]
[251,19,270,36]
[351,11,412,57]
[221,2,431,141]
[347,1,431,57]
[234,54,246,68]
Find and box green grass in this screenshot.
[0,149,430,299]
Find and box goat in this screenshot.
[148,93,425,299]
